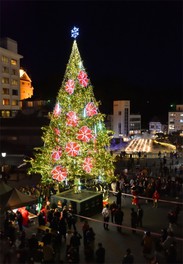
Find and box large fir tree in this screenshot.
[27,27,115,187]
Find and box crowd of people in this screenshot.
[0,183,181,264]
[0,152,182,264]
[0,202,107,264]
[0,212,179,264]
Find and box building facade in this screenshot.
[0,38,23,118]
[129,114,141,135]
[168,104,183,134]
[112,100,130,138]
[112,100,141,138]
[19,69,34,100]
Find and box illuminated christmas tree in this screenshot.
[27,27,115,189]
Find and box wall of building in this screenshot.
[0,38,23,117]
[113,100,130,137]
[19,69,34,100]
[168,106,183,134]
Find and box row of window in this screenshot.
[1,110,17,118]
[1,77,18,85]
[2,55,17,65]
[21,81,31,86]
[169,113,183,117]
[2,88,18,95]
[2,66,18,75]
[21,100,46,107]
[2,99,19,106]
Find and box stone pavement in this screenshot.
[5,175,183,264]
[19,193,183,264]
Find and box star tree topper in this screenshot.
[71,27,79,39]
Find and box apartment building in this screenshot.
[0,37,23,118]
[129,114,141,135]
[112,100,130,137]
[112,100,141,138]
[168,104,183,134]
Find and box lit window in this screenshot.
[11,79,18,85]
[3,99,10,105]
[12,100,19,106]
[2,77,9,84]
[37,101,43,106]
[2,56,9,63]
[11,111,18,118]
[11,59,17,65]
[1,110,10,118]
[27,101,33,107]
[2,88,9,95]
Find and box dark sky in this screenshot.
[1,0,182,127]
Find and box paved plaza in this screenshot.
[3,168,183,264]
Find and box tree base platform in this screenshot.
[50,189,103,217]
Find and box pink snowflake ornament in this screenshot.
[66,111,79,127]
[83,157,93,173]
[65,142,80,156]
[51,165,67,182]
[51,147,62,161]
[77,126,93,142]
[78,70,88,87]
[65,79,75,94]
[86,102,98,116]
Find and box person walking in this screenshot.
[141,231,155,264]
[82,220,90,246]
[165,243,177,263]
[109,201,118,223]
[42,228,52,246]
[43,243,55,264]
[152,190,160,208]
[102,204,110,230]
[122,248,134,264]
[115,190,122,208]
[67,211,77,231]
[137,205,144,227]
[95,242,105,263]
[85,227,96,261]
[16,210,23,232]
[114,206,124,232]
[70,230,82,260]
[167,210,177,231]
[130,208,138,233]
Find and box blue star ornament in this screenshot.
[71,27,79,39]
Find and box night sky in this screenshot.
[1,0,182,128]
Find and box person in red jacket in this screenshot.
[152,190,160,208]
[18,207,29,227]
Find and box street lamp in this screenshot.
[1,152,6,173]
